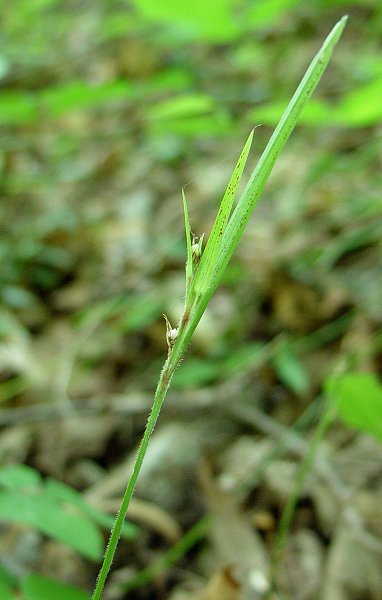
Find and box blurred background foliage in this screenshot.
[1,0,381,401]
[0,0,382,598]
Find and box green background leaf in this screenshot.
[332,373,382,441]
[0,466,103,561]
[22,574,90,600]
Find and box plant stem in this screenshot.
[92,354,176,599]
[269,394,336,585]
[92,18,347,596]
[92,294,204,600]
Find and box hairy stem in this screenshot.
[91,355,176,599]
[91,18,347,596]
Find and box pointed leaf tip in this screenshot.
[192,127,254,295]
[182,188,193,304]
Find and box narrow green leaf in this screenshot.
[182,188,193,304]
[331,372,382,442]
[92,19,347,599]
[174,16,347,355]
[272,342,310,396]
[193,128,254,295]
[212,16,348,294]
[22,574,90,600]
[0,464,42,489]
[0,489,103,560]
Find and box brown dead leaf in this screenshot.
[197,566,241,600]
[199,460,270,597]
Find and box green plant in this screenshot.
[21,574,90,600]
[92,17,348,598]
[330,371,382,442]
[0,567,92,600]
[0,464,136,559]
[0,464,137,599]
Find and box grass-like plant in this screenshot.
[92,16,347,599]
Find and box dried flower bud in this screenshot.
[191,234,204,262]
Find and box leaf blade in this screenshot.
[212,16,348,294]
[182,188,193,305]
[331,372,382,442]
[192,128,254,295]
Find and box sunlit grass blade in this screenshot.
[192,128,254,296]
[182,188,193,305]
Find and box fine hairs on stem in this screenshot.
[92,17,348,599]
